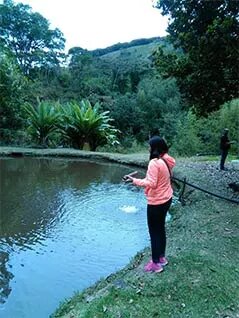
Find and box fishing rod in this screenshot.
[122,171,138,182]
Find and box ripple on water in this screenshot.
[0,158,177,318]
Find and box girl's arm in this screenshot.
[132,160,159,188]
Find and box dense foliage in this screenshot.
[0,0,65,75]
[172,98,239,156]
[153,0,239,115]
[0,0,238,155]
[0,49,26,143]
[23,100,61,146]
[23,100,119,150]
[58,100,119,150]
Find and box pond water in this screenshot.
[0,157,154,318]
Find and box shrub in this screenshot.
[23,100,60,147]
[58,100,119,151]
[171,111,203,156]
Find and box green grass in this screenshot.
[100,41,161,65]
[51,191,239,318]
[0,148,238,318]
[75,255,237,318]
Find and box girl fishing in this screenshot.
[123,136,175,273]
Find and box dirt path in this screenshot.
[174,158,239,202]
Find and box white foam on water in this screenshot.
[166,212,172,222]
[119,205,139,213]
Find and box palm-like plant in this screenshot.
[23,100,60,146]
[59,100,119,150]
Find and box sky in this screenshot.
[15,0,169,51]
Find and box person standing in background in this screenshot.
[220,129,233,170]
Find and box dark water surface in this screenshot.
[0,157,150,318]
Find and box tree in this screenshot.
[137,75,182,142]
[0,49,26,142]
[68,47,91,69]
[171,98,239,155]
[0,0,65,75]
[153,0,239,115]
[172,110,203,156]
[107,93,145,140]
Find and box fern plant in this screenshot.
[23,100,60,146]
[59,100,119,150]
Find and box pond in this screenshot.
[0,157,158,318]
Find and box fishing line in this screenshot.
[118,180,143,213]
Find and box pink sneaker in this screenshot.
[144,260,163,273]
[159,257,168,266]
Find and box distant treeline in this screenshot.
[87,37,163,57]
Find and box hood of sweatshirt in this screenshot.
[160,153,176,169]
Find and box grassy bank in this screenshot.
[48,152,238,318]
[0,146,149,167]
[1,147,238,318]
[50,198,238,318]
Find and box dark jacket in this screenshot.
[220,134,230,151]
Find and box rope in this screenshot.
[172,176,239,205]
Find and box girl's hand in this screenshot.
[122,175,134,182]
[122,171,138,182]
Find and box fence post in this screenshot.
[179,177,187,205]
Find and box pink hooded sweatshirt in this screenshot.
[132,153,175,205]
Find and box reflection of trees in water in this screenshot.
[0,158,133,247]
[0,251,14,304]
[0,157,138,304]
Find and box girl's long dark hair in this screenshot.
[149,136,168,160]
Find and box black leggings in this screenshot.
[147,198,172,263]
[220,150,228,170]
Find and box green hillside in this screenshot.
[98,38,165,68]
[91,37,164,56]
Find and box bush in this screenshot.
[58,100,119,150]
[171,111,203,156]
[0,129,30,146]
[23,101,61,147]
[197,99,239,155]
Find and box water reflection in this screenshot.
[0,252,14,304]
[0,157,148,318]
[0,158,138,249]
